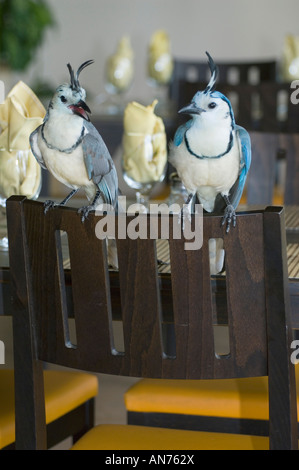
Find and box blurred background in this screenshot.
[1,0,299,104]
[1,0,298,201]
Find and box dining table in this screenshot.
[0,203,299,332]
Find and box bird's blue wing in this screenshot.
[230,125,251,209]
[173,120,193,146]
[82,129,118,209]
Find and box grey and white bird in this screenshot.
[30,60,118,221]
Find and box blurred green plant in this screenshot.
[0,0,54,71]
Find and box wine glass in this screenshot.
[122,161,167,209]
[147,31,174,117]
[0,150,42,251]
[121,99,168,210]
[97,36,134,116]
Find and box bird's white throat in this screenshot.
[43,109,84,150]
[186,122,233,158]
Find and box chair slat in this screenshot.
[168,235,216,379]
[59,212,116,372]
[23,202,69,365]
[117,232,164,377]
[222,214,267,377]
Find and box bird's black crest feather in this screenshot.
[204,51,219,94]
[67,60,94,91]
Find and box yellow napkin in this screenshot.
[106,36,134,92]
[122,100,167,183]
[148,30,173,84]
[0,81,45,199]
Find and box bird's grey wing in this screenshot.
[30,126,47,169]
[82,131,118,208]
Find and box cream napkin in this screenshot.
[106,36,134,92]
[148,30,173,84]
[0,81,45,200]
[122,100,167,183]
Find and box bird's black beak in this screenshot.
[178,102,206,116]
[68,100,91,121]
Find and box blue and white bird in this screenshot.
[30,60,118,221]
[169,52,251,234]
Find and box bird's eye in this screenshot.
[208,102,217,109]
[60,95,67,103]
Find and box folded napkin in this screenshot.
[122,100,167,183]
[148,30,173,84]
[106,36,134,92]
[0,81,45,200]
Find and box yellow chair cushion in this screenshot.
[71,424,270,450]
[124,364,299,421]
[0,369,98,449]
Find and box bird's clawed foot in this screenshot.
[44,199,58,214]
[221,204,236,233]
[78,205,94,223]
[179,193,194,229]
[180,204,192,231]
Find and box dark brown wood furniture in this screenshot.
[169,59,277,108]
[246,132,299,205]
[1,200,98,451]
[173,81,299,133]
[124,128,299,438]
[6,196,297,449]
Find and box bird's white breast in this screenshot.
[169,129,240,212]
[43,112,82,150]
[187,122,231,158]
[37,116,95,198]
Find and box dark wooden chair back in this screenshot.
[6,197,297,449]
[174,81,299,133]
[169,59,277,106]
[247,131,299,205]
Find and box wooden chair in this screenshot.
[128,78,299,441]
[0,233,98,450]
[125,130,299,439]
[174,81,299,133]
[169,58,277,106]
[6,196,297,450]
[246,131,299,205]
